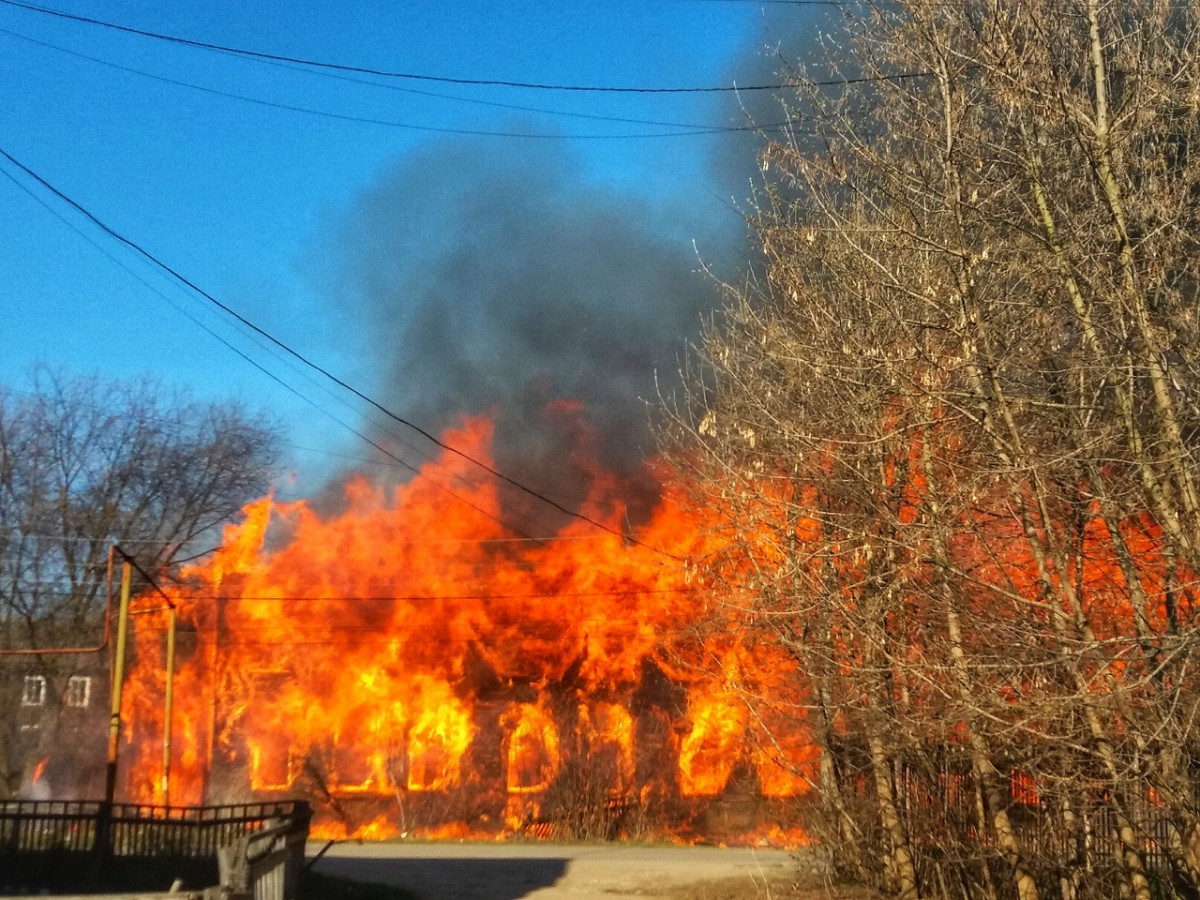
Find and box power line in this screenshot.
[0,0,930,95]
[0,145,682,560]
[0,532,182,547]
[0,158,410,459]
[2,581,703,600]
[0,26,751,135]
[0,526,648,549]
[3,344,580,505]
[0,0,792,93]
[0,153,573,546]
[163,636,686,648]
[0,27,744,141]
[144,610,729,639]
[0,201,462,486]
[179,587,700,603]
[0,160,395,452]
[114,545,175,610]
[254,57,735,131]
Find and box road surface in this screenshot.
[307,840,828,900]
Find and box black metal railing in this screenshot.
[0,799,311,898]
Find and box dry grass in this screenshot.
[655,873,878,900]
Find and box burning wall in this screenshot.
[121,413,815,842]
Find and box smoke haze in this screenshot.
[326,139,722,527]
[320,7,840,528]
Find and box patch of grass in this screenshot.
[302,870,422,900]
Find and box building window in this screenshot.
[21,675,46,707]
[65,675,91,709]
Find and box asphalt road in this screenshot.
[307,841,808,900]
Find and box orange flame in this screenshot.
[121,411,813,843]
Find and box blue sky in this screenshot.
[0,0,832,496]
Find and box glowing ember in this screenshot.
[120,410,812,843]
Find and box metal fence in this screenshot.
[0,800,311,899]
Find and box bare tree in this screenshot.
[0,368,277,797]
[665,1,1200,898]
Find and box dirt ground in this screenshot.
[308,841,876,900]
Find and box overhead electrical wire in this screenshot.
[168,635,683,649]
[0,26,749,140]
[0,343,463,494]
[0,2,931,561]
[7,570,718,600]
[0,0,796,93]
[0,534,183,547]
[0,207,473,491]
[254,56,739,132]
[0,0,933,95]
[2,130,628,541]
[0,164,382,438]
[0,160,427,478]
[0,145,683,560]
[0,576,705,604]
[0,160,551,544]
[133,588,704,603]
[4,525,672,550]
[6,25,724,130]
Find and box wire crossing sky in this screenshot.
[0,0,841,507]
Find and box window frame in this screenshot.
[21,675,47,708]
[65,675,91,709]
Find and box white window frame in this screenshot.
[65,675,91,709]
[21,675,46,707]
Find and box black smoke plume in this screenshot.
[321,8,839,532]
[327,139,721,530]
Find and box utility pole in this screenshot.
[97,551,132,867]
[163,603,176,806]
[111,546,180,807]
[104,557,133,806]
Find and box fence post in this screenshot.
[283,802,312,900]
[92,799,114,884]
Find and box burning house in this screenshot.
[117,413,815,843]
